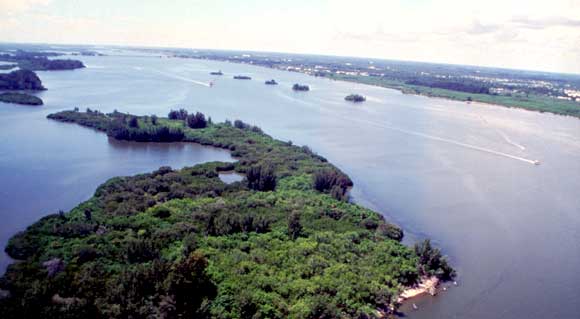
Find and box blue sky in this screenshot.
[1,0,579,73]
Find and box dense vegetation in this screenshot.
[0,92,43,105]
[345,94,366,102]
[1,110,454,318]
[405,79,490,94]
[0,50,85,71]
[292,84,310,91]
[0,70,45,90]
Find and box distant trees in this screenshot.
[128,116,139,128]
[168,109,188,120]
[0,69,45,90]
[345,94,366,102]
[233,119,263,133]
[151,114,158,125]
[246,163,276,191]
[292,83,310,91]
[406,79,490,94]
[107,122,185,142]
[186,112,207,129]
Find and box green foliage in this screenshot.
[313,169,352,201]
[186,112,207,129]
[1,110,454,318]
[287,211,303,240]
[414,239,455,280]
[246,163,277,191]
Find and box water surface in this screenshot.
[1,54,579,319]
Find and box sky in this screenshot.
[1,0,579,73]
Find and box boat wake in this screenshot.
[149,69,210,87]
[346,116,540,166]
[478,116,526,151]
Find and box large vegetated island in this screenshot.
[0,109,454,319]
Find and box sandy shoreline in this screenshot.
[397,276,439,303]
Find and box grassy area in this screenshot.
[1,110,453,318]
[328,73,580,118]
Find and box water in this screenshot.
[218,171,245,184]
[1,54,579,319]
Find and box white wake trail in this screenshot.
[478,116,526,151]
[149,69,210,87]
[345,116,540,165]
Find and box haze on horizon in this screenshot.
[1,0,579,74]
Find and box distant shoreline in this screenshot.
[178,55,580,120]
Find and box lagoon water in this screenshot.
[1,53,579,318]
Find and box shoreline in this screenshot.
[180,55,579,120]
[397,276,439,303]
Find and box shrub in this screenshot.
[168,109,188,120]
[246,164,276,191]
[186,112,207,129]
[376,223,404,241]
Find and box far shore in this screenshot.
[179,54,579,120]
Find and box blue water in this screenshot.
[1,53,579,319]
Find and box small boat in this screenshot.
[453,281,458,286]
[209,81,214,87]
[210,70,223,75]
[533,160,541,165]
[233,75,252,80]
[265,79,278,85]
[412,303,418,310]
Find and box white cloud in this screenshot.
[0,0,579,73]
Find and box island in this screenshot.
[0,70,45,90]
[233,75,252,80]
[0,50,85,71]
[0,92,43,105]
[345,94,366,102]
[265,79,278,85]
[292,83,310,91]
[0,109,454,318]
[210,70,223,75]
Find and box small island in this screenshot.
[292,83,310,91]
[0,109,454,318]
[0,70,45,90]
[0,92,43,106]
[233,75,252,80]
[265,79,278,85]
[345,94,366,102]
[210,70,223,75]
